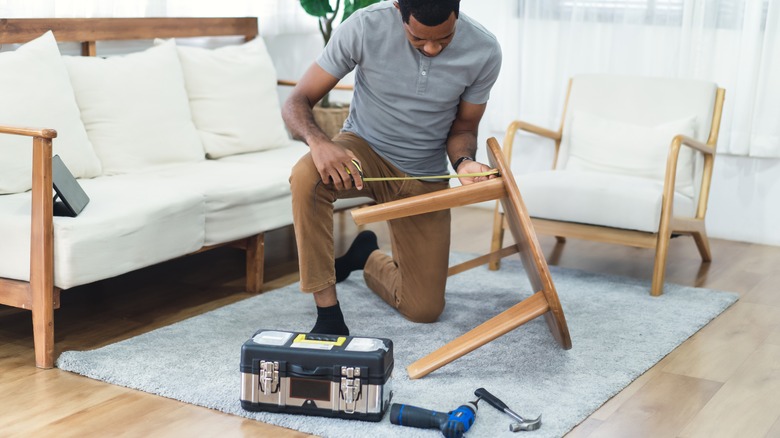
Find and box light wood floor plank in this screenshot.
[0,371,127,434]
[566,418,604,437]
[678,343,780,438]
[590,349,681,421]
[661,301,779,382]
[587,372,722,438]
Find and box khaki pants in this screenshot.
[289,132,451,323]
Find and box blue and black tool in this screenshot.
[389,399,478,438]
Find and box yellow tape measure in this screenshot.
[348,159,499,182]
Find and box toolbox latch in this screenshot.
[340,366,362,413]
[259,360,279,395]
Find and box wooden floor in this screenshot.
[1,207,778,437]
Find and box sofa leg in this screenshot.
[246,233,265,294]
[32,306,54,369]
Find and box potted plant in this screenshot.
[300,0,382,137]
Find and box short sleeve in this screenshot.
[461,43,502,104]
[316,12,364,79]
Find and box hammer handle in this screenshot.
[475,387,509,412]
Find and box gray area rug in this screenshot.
[57,254,738,438]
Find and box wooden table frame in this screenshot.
[352,138,572,379]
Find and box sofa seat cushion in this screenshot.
[139,145,309,245]
[63,40,204,175]
[0,176,205,289]
[518,170,696,233]
[219,143,374,214]
[0,31,102,194]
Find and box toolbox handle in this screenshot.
[288,364,336,378]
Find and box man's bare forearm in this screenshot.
[446,131,478,167]
[282,94,331,147]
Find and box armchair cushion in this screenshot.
[168,37,290,158]
[0,31,102,194]
[519,170,696,233]
[566,111,697,197]
[63,40,204,175]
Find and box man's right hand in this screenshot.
[310,140,364,191]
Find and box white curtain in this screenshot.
[463,0,780,158]
[0,0,318,37]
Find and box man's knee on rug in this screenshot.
[396,295,445,323]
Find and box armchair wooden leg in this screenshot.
[691,229,712,262]
[246,233,265,294]
[651,231,672,297]
[488,203,505,271]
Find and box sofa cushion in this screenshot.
[518,170,696,233]
[167,37,291,158]
[565,111,697,197]
[0,175,205,289]
[63,40,204,175]
[138,145,309,245]
[0,31,102,195]
[219,142,373,213]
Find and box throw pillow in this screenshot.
[164,37,290,158]
[63,40,204,175]
[0,31,102,194]
[566,110,698,196]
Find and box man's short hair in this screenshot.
[397,0,460,26]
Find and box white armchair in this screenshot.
[491,74,726,296]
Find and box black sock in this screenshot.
[335,230,379,283]
[310,301,350,336]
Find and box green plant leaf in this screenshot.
[300,0,334,17]
[342,0,382,22]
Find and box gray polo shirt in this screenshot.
[317,2,502,176]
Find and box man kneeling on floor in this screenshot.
[283,0,502,335]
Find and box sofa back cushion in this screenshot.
[169,37,290,158]
[63,40,204,175]
[0,31,102,194]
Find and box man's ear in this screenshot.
[393,1,399,10]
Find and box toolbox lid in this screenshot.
[241,330,394,384]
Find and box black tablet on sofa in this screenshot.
[52,154,89,217]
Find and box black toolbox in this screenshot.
[240,330,394,421]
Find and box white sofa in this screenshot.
[0,18,360,368]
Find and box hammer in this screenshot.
[474,387,542,432]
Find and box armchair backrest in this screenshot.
[557,74,719,199]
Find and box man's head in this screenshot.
[395,0,460,57]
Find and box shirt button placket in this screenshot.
[417,55,431,95]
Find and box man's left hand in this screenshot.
[457,159,496,186]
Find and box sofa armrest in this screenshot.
[0,123,56,368]
[0,125,58,139]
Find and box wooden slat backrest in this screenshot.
[0,17,258,45]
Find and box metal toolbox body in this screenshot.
[240,330,393,422]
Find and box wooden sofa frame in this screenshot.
[0,17,295,369]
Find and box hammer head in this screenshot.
[509,415,542,432]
